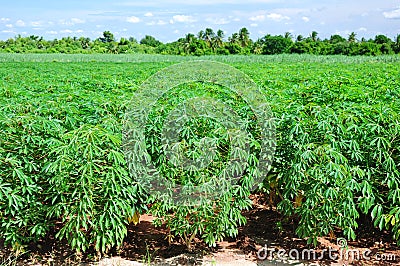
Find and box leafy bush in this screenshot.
[0,63,148,253]
[267,69,400,245]
[140,83,260,249]
[0,57,399,255]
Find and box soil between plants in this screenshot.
[1,194,399,265]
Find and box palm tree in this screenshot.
[310,31,318,42]
[185,33,195,43]
[197,30,205,40]
[252,40,263,54]
[228,33,239,44]
[348,32,356,43]
[204,28,215,48]
[183,33,195,54]
[79,37,91,49]
[296,35,304,42]
[213,29,225,50]
[284,32,293,40]
[238,27,250,47]
[395,34,400,52]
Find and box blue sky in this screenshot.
[1,0,399,42]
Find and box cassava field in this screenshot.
[0,54,399,265]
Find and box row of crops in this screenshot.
[0,55,399,253]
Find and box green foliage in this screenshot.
[0,63,149,252]
[259,63,400,246]
[0,56,399,255]
[98,31,115,43]
[258,34,293,54]
[140,35,162,47]
[1,29,400,56]
[142,83,257,249]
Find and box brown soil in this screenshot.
[1,194,399,265]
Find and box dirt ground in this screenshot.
[1,194,399,265]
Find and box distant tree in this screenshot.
[348,32,357,43]
[203,28,215,48]
[215,29,225,48]
[296,35,304,42]
[119,38,129,45]
[374,34,392,44]
[394,34,400,53]
[284,32,293,40]
[183,33,196,54]
[290,41,310,54]
[192,39,208,56]
[197,30,205,40]
[140,35,162,47]
[309,31,319,42]
[226,42,242,54]
[238,27,250,47]
[357,42,381,55]
[252,40,263,54]
[260,34,292,54]
[228,33,239,45]
[330,34,346,43]
[98,31,115,43]
[0,26,398,55]
[332,42,351,55]
[128,37,138,43]
[29,35,40,41]
[380,43,393,54]
[79,37,91,49]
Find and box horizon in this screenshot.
[1,1,400,42]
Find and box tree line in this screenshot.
[1,28,400,56]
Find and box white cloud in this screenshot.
[335,30,351,36]
[71,18,85,24]
[358,27,367,32]
[267,13,290,21]
[60,29,73,34]
[171,15,196,23]
[144,12,153,17]
[173,29,180,34]
[1,18,10,22]
[76,29,84,33]
[146,19,167,26]
[271,8,308,16]
[302,16,310,22]
[250,23,258,27]
[205,17,230,25]
[249,15,265,22]
[59,18,86,26]
[5,24,13,28]
[383,8,400,19]
[126,16,141,23]
[15,20,25,27]
[118,0,280,6]
[46,30,58,34]
[1,30,14,33]
[31,21,42,27]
